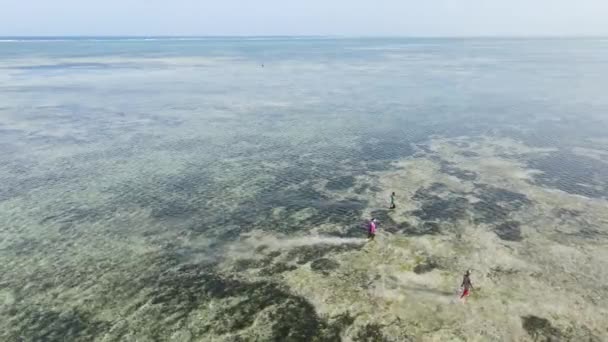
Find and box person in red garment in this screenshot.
[460,270,474,302]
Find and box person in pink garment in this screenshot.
[368,218,378,241]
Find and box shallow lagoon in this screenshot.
[1,37,608,341]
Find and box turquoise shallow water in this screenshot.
[1,37,608,340]
[2,38,608,212]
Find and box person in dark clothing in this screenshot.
[460,270,474,302]
[389,192,396,209]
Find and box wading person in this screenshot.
[460,270,474,303]
[367,218,377,241]
[389,192,396,209]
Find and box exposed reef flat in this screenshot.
[2,136,608,341]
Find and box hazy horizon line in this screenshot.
[1,34,608,39]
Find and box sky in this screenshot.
[1,0,608,37]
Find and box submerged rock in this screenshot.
[410,182,472,224]
[310,258,340,275]
[370,210,395,225]
[326,176,356,190]
[521,315,562,341]
[370,210,413,234]
[402,222,441,236]
[528,151,608,199]
[439,160,478,181]
[3,308,109,342]
[354,323,390,342]
[412,196,470,222]
[494,221,522,241]
[475,184,531,210]
[413,259,439,274]
[287,243,361,265]
[140,264,350,340]
[259,262,298,276]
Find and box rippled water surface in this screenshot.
[1,37,608,341]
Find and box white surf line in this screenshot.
[226,232,367,258]
[271,235,367,248]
